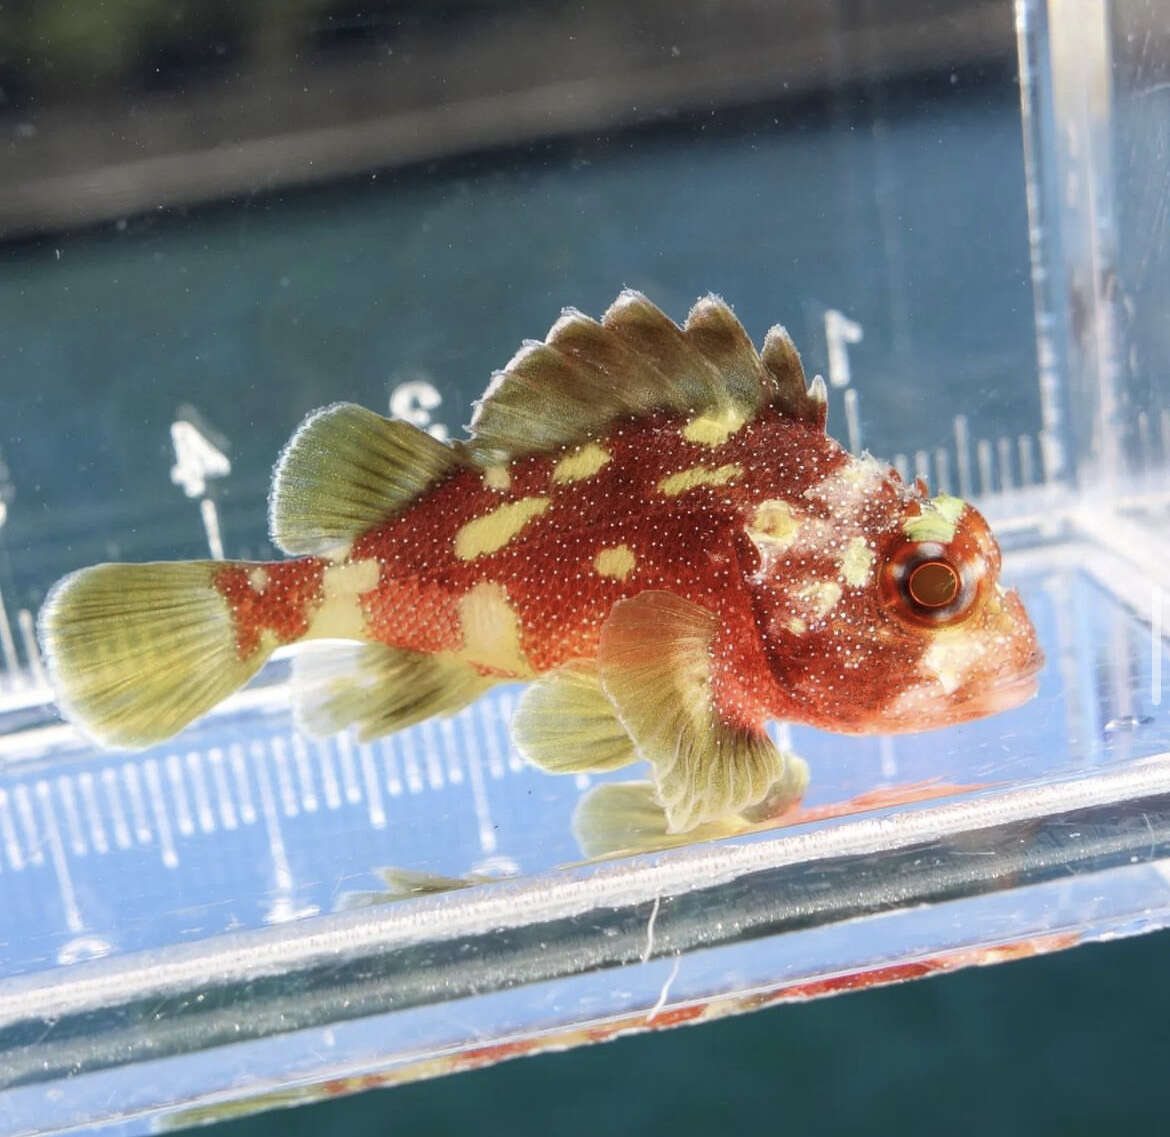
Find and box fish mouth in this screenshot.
[962,649,1044,718]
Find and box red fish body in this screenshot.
[41,292,1042,835]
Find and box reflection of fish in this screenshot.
[41,292,1042,835]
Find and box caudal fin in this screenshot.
[39,561,269,749]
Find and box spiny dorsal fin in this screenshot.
[270,402,462,556]
[466,291,825,464]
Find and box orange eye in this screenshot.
[907,560,960,608]
[881,543,977,626]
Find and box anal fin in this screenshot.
[512,660,638,775]
[292,641,494,741]
[599,590,800,832]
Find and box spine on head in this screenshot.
[39,561,273,749]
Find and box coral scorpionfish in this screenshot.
[41,291,1043,837]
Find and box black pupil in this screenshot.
[908,561,959,608]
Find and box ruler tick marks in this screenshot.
[228,743,257,825]
[56,774,87,856]
[143,759,179,869]
[496,693,524,773]
[121,763,153,845]
[185,751,216,834]
[206,748,238,830]
[399,731,424,794]
[101,768,133,850]
[13,784,44,866]
[36,781,83,934]
[166,753,195,837]
[464,749,497,855]
[380,735,403,797]
[440,717,465,785]
[420,720,445,790]
[335,734,361,804]
[357,740,386,829]
[313,735,341,810]
[269,736,299,817]
[476,699,506,781]
[289,732,318,813]
[0,787,24,870]
[77,772,108,855]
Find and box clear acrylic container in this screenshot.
[0,1,1166,1133]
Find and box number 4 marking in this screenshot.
[170,420,230,559]
[170,421,231,498]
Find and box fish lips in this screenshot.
[957,647,1045,719]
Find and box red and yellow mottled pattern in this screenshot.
[209,394,1040,740]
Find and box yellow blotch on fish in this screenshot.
[796,580,842,621]
[552,443,611,484]
[593,545,637,580]
[657,463,742,497]
[482,465,511,492]
[681,406,746,447]
[457,581,533,677]
[839,536,874,587]
[305,559,381,639]
[454,497,550,560]
[748,499,800,548]
[904,494,966,544]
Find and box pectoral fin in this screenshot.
[511,660,638,774]
[598,590,796,832]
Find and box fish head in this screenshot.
[861,493,1044,731]
[748,471,1043,734]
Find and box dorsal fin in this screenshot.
[269,402,461,555]
[466,291,826,464]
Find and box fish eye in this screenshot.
[907,560,959,608]
[881,542,977,627]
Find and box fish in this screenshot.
[39,291,1043,840]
